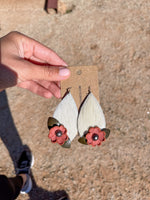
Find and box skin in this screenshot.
[0,31,70,98]
[0,31,71,189]
[19,174,27,188]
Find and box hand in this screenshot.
[0,31,70,98]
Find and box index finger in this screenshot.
[22,35,68,66]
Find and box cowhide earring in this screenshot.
[78,91,110,147]
[47,90,78,148]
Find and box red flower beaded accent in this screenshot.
[48,125,68,145]
[86,127,105,147]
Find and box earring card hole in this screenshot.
[61,66,99,108]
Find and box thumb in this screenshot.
[37,65,71,81]
[17,59,71,82]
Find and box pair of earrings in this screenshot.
[47,89,110,148]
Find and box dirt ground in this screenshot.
[0,0,150,199]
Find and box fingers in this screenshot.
[17,59,70,82]
[6,31,68,66]
[0,31,69,97]
[18,81,53,98]
[21,34,67,66]
[18,80,61,99]
[36,80,61,98]
[56,81,61,88]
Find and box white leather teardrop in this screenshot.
[77,92,106,137]
[53,92,78,141]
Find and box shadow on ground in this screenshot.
[0,90,70,200]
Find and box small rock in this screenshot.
[47,8,57,15]
[58,0,75,14]
[113,63,123,72]
[90,44,98,50]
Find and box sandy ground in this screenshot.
[0,0,150,199]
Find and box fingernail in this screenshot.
[59,68,70,76]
